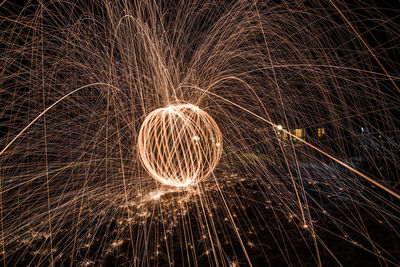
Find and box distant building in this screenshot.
[253,125,328,143]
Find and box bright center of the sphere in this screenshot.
[137,104,222,187]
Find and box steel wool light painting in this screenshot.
[138,104,222,187]
[0,0,399,266]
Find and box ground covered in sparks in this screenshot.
[8,170,400,266]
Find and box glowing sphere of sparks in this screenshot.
[138,104,222,187]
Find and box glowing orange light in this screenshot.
[137,104,222,187]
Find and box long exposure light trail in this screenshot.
[0,0,399,266]
[137,104,222,187]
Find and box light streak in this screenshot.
[137,104,222,187]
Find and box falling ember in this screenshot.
[137,104,222,187]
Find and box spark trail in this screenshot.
[0,0,399,266]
